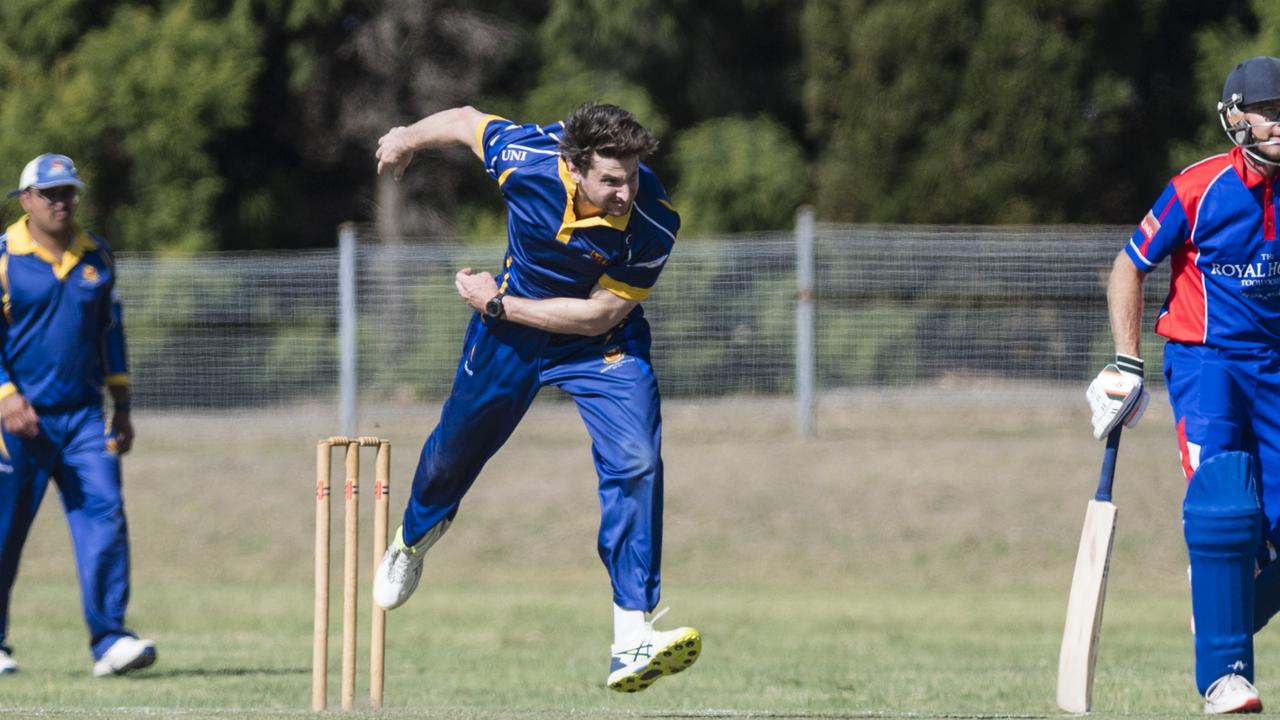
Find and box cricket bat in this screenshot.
[1057,426,1122,714]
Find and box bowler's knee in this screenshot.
[609,440,661,482]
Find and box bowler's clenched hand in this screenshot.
[454,268,500,313]
[0,392,39,438]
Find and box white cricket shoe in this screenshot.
[1204,673,1263,714]
[373,520,450,610]
[607,609,701,693]
[0,648,16,675]
[92,636,156,677]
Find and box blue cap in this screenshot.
[1223,56,1280,107]
[7,153,86,198]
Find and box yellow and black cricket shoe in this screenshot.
[607,624,701,693]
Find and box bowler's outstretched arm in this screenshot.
[376,106,489,178]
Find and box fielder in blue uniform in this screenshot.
[370,103,700,692]
[1088,57,1280,714]
[0,154,155,677]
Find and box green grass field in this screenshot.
[0,390,1259,718]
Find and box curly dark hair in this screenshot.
[558,103,659,172]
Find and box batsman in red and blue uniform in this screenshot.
[369,103,701,692]
[0,153,154,677]
[1089,57,1280,713]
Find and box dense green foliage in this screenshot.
[1172,0,1280,169]
[673,116,807,233]
[0,0,1266,249]
[802,0,1235,224]
[0,0,259,250]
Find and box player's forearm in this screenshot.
[106,383,130,411]
[399,106,487,158]
[502,294,632,337]
[1107,251,1146,358]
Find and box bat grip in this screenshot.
[1095,427,1122,502]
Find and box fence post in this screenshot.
[795,207,815,438]
[338,223,358,437]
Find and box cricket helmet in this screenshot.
[1219,56,1280,166]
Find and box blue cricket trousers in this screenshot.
[1165,342,1280,692]
[0,404,135,659]
[1164,342,1280,538]
[402,312,664,612]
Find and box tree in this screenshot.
[528,0,807,234]
[672,116,807,234]
[1172,1,1280,172]
[0,0,548,249]
[802,0,1235,225]
[289,0,545,243]
[533,0,804,132]
[0,0,260,251]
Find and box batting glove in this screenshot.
[1086,353,1150,440]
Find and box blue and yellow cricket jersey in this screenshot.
[0,217,127,409]
[477,115,679,310]
[402,115,680,611]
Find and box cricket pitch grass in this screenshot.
[0,389,1258,718]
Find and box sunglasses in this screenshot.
[29,186,79,205]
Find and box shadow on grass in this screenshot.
[137,666,307,679]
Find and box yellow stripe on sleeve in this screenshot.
[105,374,129,387]
[0,383,16,401]
[598,275,651,302]
[474,114,507,156]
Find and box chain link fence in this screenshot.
[117,225,1168,420]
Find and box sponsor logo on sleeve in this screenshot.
[1140,210,1161,242]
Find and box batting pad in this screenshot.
[1184,451,1262,694]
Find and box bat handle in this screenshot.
[1095,427,1122,502]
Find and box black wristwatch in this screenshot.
[484,292,506,320]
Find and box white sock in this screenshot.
[613,604,646,646]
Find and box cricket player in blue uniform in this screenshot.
[0,154,155,677]
[370,103,700,692]
[1088,57,1280,714]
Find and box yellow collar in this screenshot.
[4,216,98,280]
[555,157,631,243]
